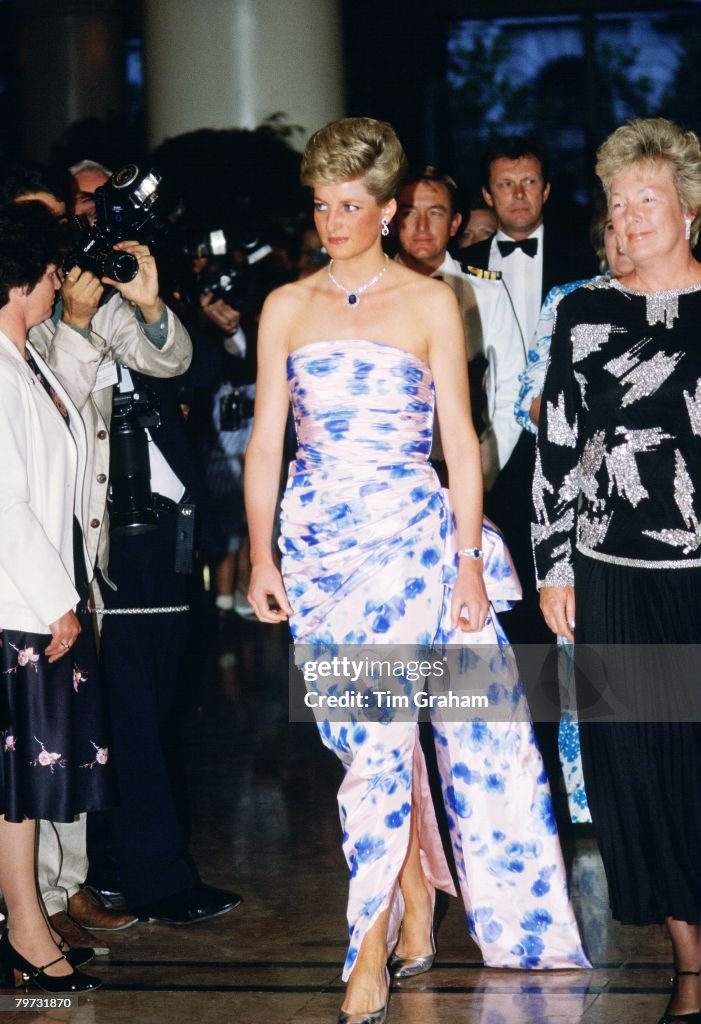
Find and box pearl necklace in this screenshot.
[327,255,389,307]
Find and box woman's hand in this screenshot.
[45,610,81,663]
[248,564,292,623]
[528,395,542,427]
[539,585,575,641]
[451,562,490,632]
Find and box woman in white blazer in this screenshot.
[0,203,108,993]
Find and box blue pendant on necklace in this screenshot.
[347,293,358,306]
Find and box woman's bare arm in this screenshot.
[424,283,489,633]
[243,289,295,622]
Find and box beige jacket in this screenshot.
[29,293,192,584]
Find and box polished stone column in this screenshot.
[14,0,124,162]
[144,0,344,150]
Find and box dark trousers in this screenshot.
[87,515,198,908]
[486,431,566,824]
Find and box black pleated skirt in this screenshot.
[0,520,114,823]
[576,552,701,925]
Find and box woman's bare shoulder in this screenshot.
[263,271,326,317]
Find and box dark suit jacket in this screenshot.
[458,223,597,303]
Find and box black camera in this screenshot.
[185,225,288,316]
[219,386,255,431]
[67,164,169,283]
[108,380,161,534]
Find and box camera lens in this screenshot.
[96,248,139,283]
[112,164,140,189]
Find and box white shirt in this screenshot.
[488,223,544,346]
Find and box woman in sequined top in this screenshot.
[533,118,701,1023]
[515,207,634,433]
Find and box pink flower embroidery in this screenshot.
[5,643,40,674]
[31,737,65,772]
[3,734,15,752]
[73,665,88,692]
[17,646,40,669]
[80,741,109,769]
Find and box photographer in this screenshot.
[3,161,239,945]
[185,230,279,620]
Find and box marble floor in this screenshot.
[0,608,678,1024]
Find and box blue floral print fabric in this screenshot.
[280,340,589,978]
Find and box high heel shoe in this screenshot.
[337,967,390,1024]
[0,931,101,992]
[57,938,94,969]
[387,934,435,979]
[387,889,437,979]
[658,970,701,1024]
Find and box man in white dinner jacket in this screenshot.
[393,165,525,492]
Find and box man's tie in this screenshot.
[497,237,538,258]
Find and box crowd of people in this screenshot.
[0,114,699,1024]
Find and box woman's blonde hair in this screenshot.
[300,117,407,204]
[596,117,701,246]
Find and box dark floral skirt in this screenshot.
[0,528,115,822]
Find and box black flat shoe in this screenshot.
[658,970,701,1024]
[0,931,101,993]
[139,884,242,925]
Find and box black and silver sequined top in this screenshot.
[532,276,701,587]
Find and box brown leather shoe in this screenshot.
[68,886,139,932]
[49,910,110,956]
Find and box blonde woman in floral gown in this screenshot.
[246,117,587,1024]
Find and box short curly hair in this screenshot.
[300,117,407,204]
[596,118,701,246]
[0,201,66,309]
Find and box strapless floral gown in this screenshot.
[280,340,588,978]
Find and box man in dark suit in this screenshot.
[460,138,596,823]
[459,135,594,343]
[459,137,595,640]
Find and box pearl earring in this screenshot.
[381,218,390,237]
[685,218,692,241]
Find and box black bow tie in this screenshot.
[497,237,538,258]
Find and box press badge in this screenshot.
[93,357,119,392]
